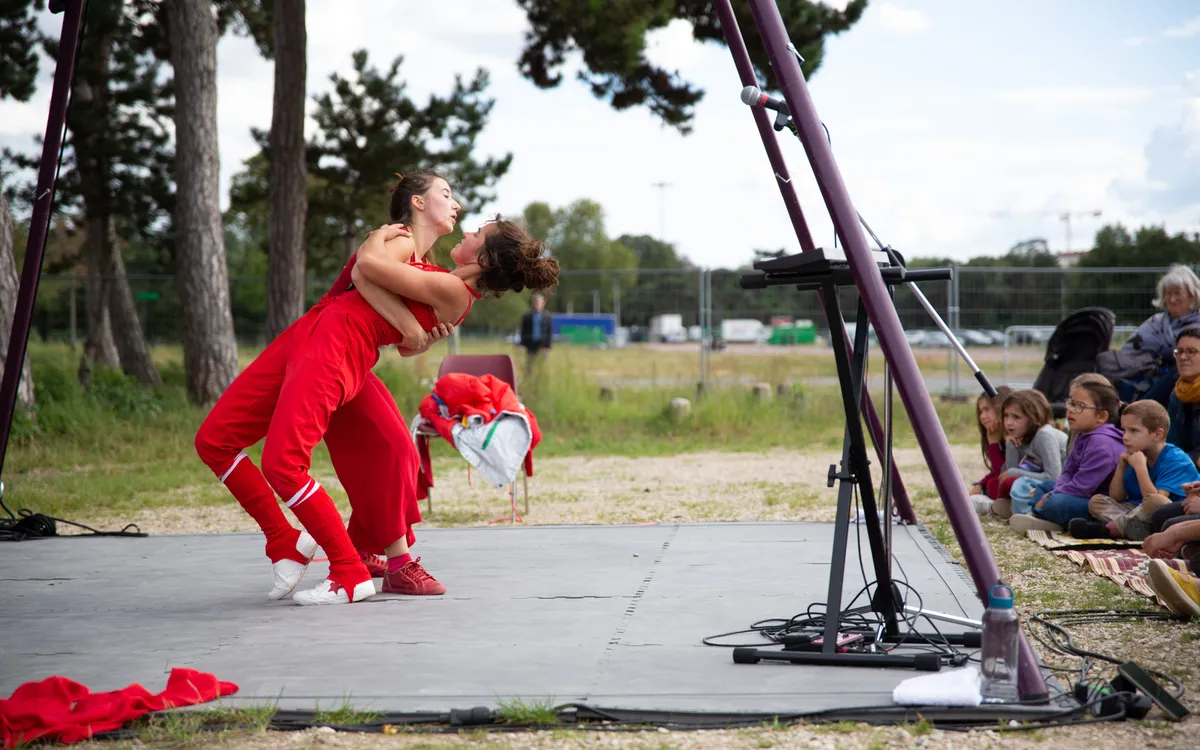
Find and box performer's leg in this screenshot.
[261,320,374,605]
[194,321,307,562]
[326,374,444,595]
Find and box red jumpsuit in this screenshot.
[195,258,477,594]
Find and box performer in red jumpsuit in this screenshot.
[195,170,560,605]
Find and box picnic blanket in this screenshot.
[1026,529,1141,551]
[1045,545,1194,604]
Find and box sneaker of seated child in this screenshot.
[1147,559,1200,618]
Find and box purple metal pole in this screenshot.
[0,0,87,478]
[745,0,1047,700]
[713,0,915,524]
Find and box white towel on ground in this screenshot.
[892,665,982,707]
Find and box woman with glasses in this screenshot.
[1167,327,1200,465]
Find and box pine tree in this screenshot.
[516,0,867,133]
[228,49,513,278]
[2,0,167,387]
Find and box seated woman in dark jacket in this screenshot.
[1129,265,1200,406]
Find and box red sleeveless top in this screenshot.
[322,255,480,344]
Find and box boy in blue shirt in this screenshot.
[1070,400,1200,541]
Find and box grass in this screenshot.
[3,341,980,521]
[312,696,381,726]
[492,696,560,725]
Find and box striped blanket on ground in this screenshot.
[1033,542,1193,604]
[1025,529,1141,551]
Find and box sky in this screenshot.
[2,1,1199,270]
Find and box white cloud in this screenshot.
[874,3,932,35]
[1122,36,1147,47]
[1164,17,1200,39]
[994,85,1160,109]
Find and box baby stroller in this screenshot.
[1032,307,1115,417]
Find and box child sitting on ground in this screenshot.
[988,389,1067,519]
[1008,376,1126,533]
[1068,400,1200,541]
[1145,483,1200,618]
[970,385,1014,516]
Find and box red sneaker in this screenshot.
[382,557,447,595]
[360,553,387,578]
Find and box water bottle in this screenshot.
[980,583,1020,703]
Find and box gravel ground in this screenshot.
[56,446,1200,748]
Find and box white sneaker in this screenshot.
[293,578,377,606]
[268,532,318,601]
[971,495,994,517]
[1008,514,1062,533]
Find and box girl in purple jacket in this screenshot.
[1009,375,1125,530]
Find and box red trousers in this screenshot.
[195,293,421,560]
[987,475,1018,500]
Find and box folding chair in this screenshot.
[414,354,533,523]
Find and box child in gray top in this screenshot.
[989,389,1067,517]
[1002,389,1067,480]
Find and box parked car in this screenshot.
[957,330,994,347]
[919,330,965,348]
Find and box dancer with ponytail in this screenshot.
[195,170,559,605]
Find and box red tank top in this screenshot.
[324,256,481,344]
[404,261,482,329]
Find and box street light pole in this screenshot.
[651,181,672,240]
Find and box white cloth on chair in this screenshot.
[892,666,981,707]
[449,413,533,487]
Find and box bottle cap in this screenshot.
[988,584,1014,609]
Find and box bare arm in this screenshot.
[355,225,466,318]
[351,265,428,349]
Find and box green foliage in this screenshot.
[2,0,176,268]
[0,0,40,102]
[1083,224,1200,268]
[515,0,868,133]
[224,48,513,284]
[524,199,638,314]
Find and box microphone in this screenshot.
[740,85,790,115]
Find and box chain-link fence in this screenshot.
[27,265,1181,394]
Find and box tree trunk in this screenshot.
[72,48,121,386]
[344,217,356,261]
[265,0,308,343]
[79,214,120,388]
[104,223,161,386]
[0,185,35,409]
[166,0,238,405]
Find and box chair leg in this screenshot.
[522,472,529,516]
[426,489,432,516]
[510,482,517,524]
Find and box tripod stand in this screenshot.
[714,0,1048,701]
[733,251,974,672]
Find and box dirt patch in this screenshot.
[70,446,981,534]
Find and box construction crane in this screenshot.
[990,208,1103,253]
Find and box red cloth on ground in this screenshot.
[0,668,237,749]
[415,373,541,500]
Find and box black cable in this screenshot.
[0,483,145,540]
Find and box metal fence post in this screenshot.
[949,263,960,396]
[612,275,621,331]
[698,267,706,394]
